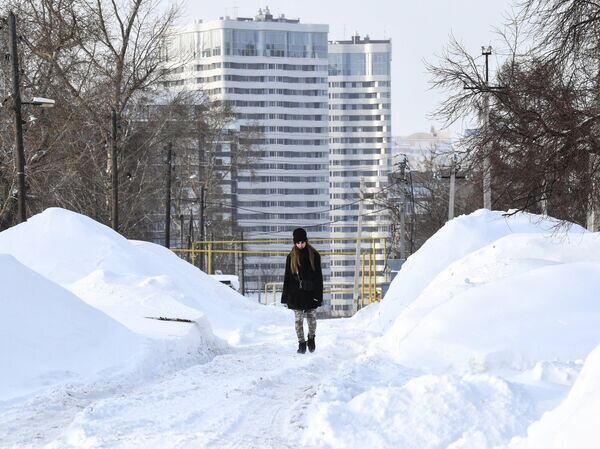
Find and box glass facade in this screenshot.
[180,29,327,59]
[222,29,258,56]
[288,32,327,58]
[328,52,391,76]
[328,53,365,76]
[264,31,287,56]
[372,52,391,75]
[288,32,310,57]
[200,30,222,57]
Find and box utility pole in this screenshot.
[587,153,597,231]
[8,11,26,223]
[186,210,194,264]
[179,214,184,247]
[482,90,491,210]
[258,266,262,304]
[448,160,456,221]
[240,230,246,296]
[397,158,407,261]
[399,183,406,261]
[111,107,119,231]
[234,239,239,281]
[441,153,466,221]
[187,209,194,250]
[540,176,548,216]
[352,178,365,314]
[390,156,408,260]
[164,143,173,248]
[199,185,205,269]
[465,46,504,210]
[448,153,457,221]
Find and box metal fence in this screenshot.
[172,236,388,311]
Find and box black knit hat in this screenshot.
[293,227,307,243]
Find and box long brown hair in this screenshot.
[290,242,316,274]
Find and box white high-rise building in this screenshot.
[165,9,331,299]
[393,128,453,172]
[328,35,393,317]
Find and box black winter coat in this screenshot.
[281,246,323,310]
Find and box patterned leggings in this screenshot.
[294,309,317,343]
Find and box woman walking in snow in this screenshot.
[281,228,323,354]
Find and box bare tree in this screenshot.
[426,12,600,226]
[520,0,600,227]
[375,155,478,258]
[0,0,182,229]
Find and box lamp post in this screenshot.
[111,107,119,231]
[8,11,26,223]
[440,153,466,222]
[7,11,55,223]
[165,142,172,248]
[464,45,504,210]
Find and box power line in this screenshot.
[191,197,391,238]
[195,178,401,218]
[242,207,392,238]
[176,169,403,239]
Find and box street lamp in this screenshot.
[25,97,56,108]
[7,11,55,223]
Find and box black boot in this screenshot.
[297,341,307,354]
[307,335,315,353]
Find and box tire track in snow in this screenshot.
[1,319,369,449]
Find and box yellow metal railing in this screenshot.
[262,282,382,307]
[172,235,387,307]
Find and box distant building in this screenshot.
[391,129,478,255]
[393,129,455,220]
[393,128,453,172]
[328,34,392,317]
[164,14,395,317]
[164,8,331,302]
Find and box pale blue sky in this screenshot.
[178,0,517,137]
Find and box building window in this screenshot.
[265,31,287,57]
[198,29,222,58]
[328,53,366,76]
[230,29,259,56]
[288,31,311,58]
[371,52,391,75]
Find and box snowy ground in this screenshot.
[1,208,600,448]
[1,318,372,449]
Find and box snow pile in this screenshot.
[0,208,281,401]
[360,209,585,331]
[0,208,282,342]
[0,254,142,400]
[305,210,600,449]
[507,343,600,449]
[377,228,600,373]
[305,356,533,449]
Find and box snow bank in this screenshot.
[0,208,142,285]
[0,208,275,400]
[310,210,600,448]
[0,254,142,401]
[360,210,585,332]
[507,343,600,449]
[0,208,284,343]
[304,354,533,449]
[368,211,600,373]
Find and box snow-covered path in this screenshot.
[0,317,369,449]
[4,209,600,448]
